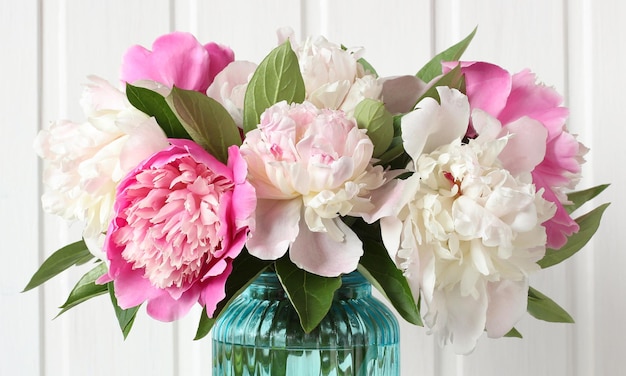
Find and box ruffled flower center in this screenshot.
[400,137,555,298]
[116,156,234,288]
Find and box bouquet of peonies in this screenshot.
[25,27,609,354]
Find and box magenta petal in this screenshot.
[205,42,235,86]
[289,217,363,277]
[146,286,201,322]
[121,32,232,93]
[498,69,568,133]
[443,61,512,117]
[534,174,579,249]
[199,261,233,317]
[113,266,159,309]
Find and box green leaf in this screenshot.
[538,203,610,268]
[504,327,523,338]
[108,282,141,339]
[56,263,108,317]
[527,286,574,323]
[415,64,465,105]
[194,249,272,340]
[165,86,242,164]
[376,136,406,167]
[275,256,341,333]
[358,239,422,326]
[354,99,394,157]
[243,40,305,133]
[564,184,610,214]
[416,27,477,82]
[23,240,94,292]
[126,84,190,139]
[358,57,378,77]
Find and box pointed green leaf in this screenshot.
[165,86,241,164]
[354,99,394,157]
[194,307,213,341]
[358,239,422,326]
[564,184,610,214]
[527,286,574,323]
[243,40,305,133]
[538,203,610,268]
[416,27,477,82]
[56,263,108,317]
[504,327,523,338]
[415,64,465,105]
[358,57,378,77]
[377,136,406,167]
[23,240,94,292]
[194,249,272,340]
[275,256,341,333]
[108,282,141,339]
[126,84,190,139]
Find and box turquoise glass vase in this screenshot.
[211,271,400,375]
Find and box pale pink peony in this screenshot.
[443,61,585,249]
[99,139,256,321]
[121,32,234,93]
[240,101,387,277]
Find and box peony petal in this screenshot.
[401,87,470,161]
[380,75,429,114]
[204,42,235,86]
[498,116,548,176]
[485,279,529,338]
[246,198,302,260]
[499,69,568,133]
[121,32,232,93]
[443,61,512,117]
[112,266,159,309]
[118,118,169,172]
[430,285,489,355]
[289,217,363,277]
[146,285,201,322]
[199,261,233,317]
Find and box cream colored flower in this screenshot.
[278,28,382,114]
[35,77,168,259]
[378,87,556,353]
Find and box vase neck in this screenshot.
[245,271,371,300]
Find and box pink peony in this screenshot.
[99,139,256,321]
[443,61,585,249]
[121,32,234,93]
[240,101,387,277]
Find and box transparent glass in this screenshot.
[212,271,400,375]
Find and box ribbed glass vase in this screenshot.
[211,271,400,375]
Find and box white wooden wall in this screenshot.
[2,1,623,375]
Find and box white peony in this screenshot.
[278,27,382,114]
[34,76,168,259]
[206,61,257,128]
[376,87,556,354]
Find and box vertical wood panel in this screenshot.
[565,1,596,375]
[585,1,626,375]
[0,1,42,375]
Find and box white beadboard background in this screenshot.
[1,1,623,375]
